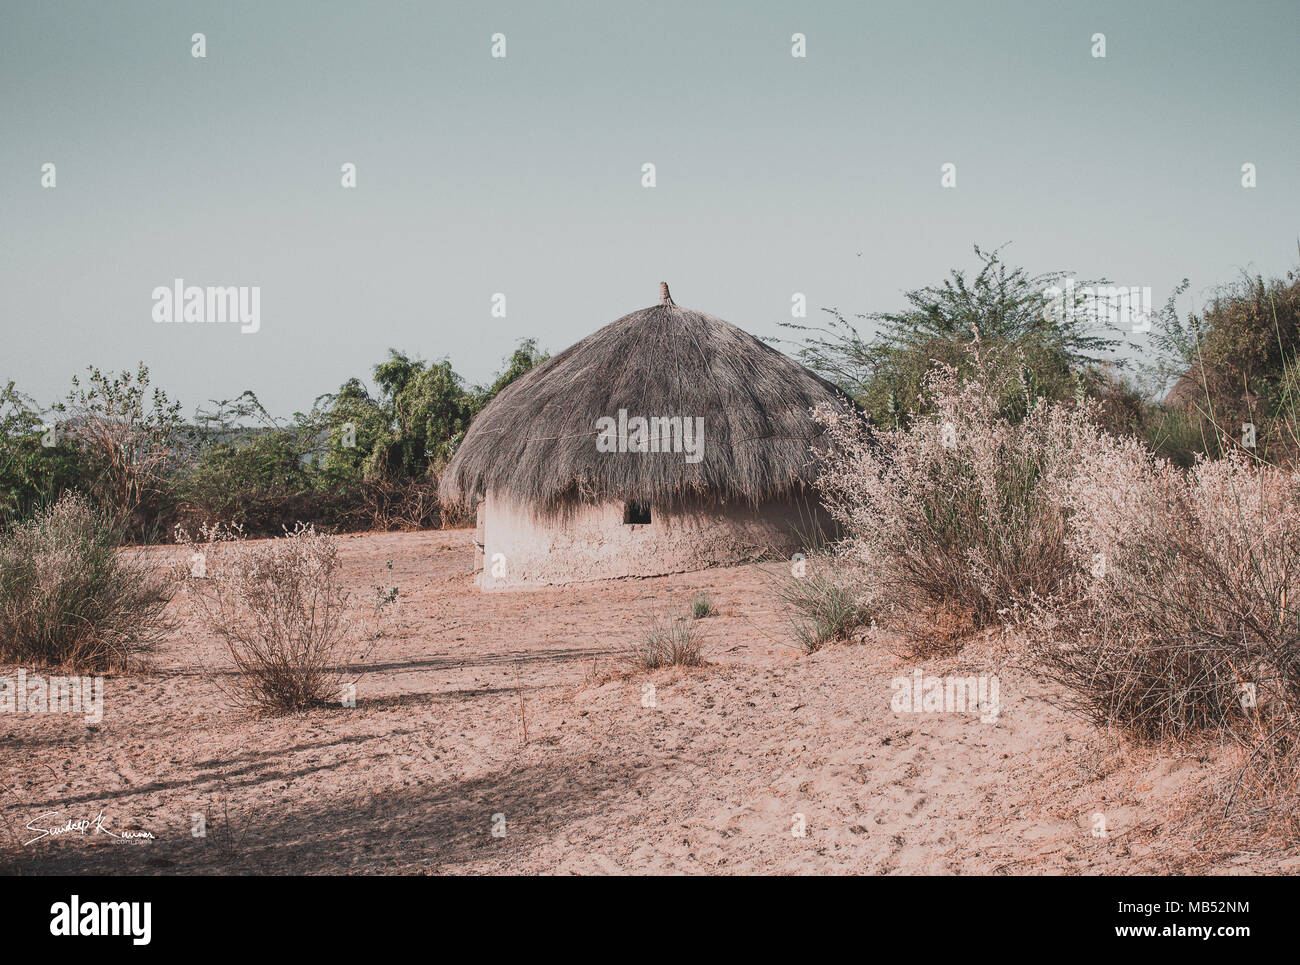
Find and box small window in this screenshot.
[624,501,651,525]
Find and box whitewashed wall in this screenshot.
[478,493,825,589]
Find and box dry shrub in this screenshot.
[179,523,394,714]
[0,492,171,670]
[631,611,705,670]
[814,361,1089,651]
[1218,727,1300,845]
[904,603,977,658]
[1042,441,1300,740]
[1167,724,1300,866]
[351,476,445,531]
[1042,633,1244,739]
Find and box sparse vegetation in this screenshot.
[793,264,1300,844]
[814,353,1086,651]
[691,593,716,619]
[179,523,395,714]
[631,611,706,669]
[5,249,1298,864]
[773,554,874,653]
[806,318,1300,830]
[0,492,172,670]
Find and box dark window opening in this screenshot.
[624,501,651,525]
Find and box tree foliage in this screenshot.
[783,245,1121,426]
[0,341,547,536]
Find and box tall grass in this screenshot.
[774,554,874,653]
[630,611,705,670]
[0,492,171,670]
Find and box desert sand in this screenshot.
[2,529,1296,875]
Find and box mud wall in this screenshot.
[478,493,825,589]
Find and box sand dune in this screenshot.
[3,529,1294,875]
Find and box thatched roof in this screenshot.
[440,283,854,511]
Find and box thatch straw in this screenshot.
[440,286,854,512]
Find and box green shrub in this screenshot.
[690,593,716,619]
[178,430,318,533]
[0,382,82,525]
[51,364,184,539]
[1149,264,1300,466]
[783,245,1120,426]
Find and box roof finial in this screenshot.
[659,281,674,306]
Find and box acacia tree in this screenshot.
[782,245,1121,426]
[52,364,184,537]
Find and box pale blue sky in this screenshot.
[2,0,1297,415]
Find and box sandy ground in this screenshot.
[2,529,1296,875]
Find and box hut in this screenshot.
[440,283,852,589]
